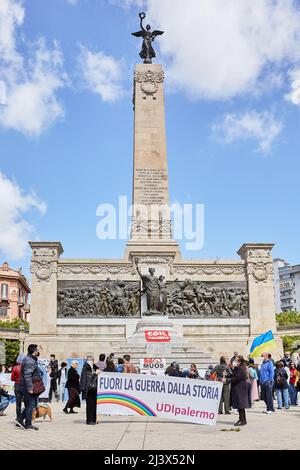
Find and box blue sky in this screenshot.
[1,0,300,278]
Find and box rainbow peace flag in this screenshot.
[249,330,277,358]
[97,392,156,416]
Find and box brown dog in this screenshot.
[32,404,52,422]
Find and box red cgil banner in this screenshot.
[144,330,171,342]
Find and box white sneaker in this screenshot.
[15,420,26,430]
[263,410,274,414]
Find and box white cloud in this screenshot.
[0,173,46,261]
[126,0,300,100]
[285,69,300,105]
[78,45,125,102]
[0,80,6,105]
[0,0,24,66]
[212,110,283,153]
[0,0,67,137]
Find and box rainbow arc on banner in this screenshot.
[97,392,156,416]
[249,330,277,358]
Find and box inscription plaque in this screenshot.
[134,168,168,205]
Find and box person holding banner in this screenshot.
[80,356,100,425]
[222,355,248,426]
[215,356,231,415]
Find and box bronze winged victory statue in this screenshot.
[132,12,164,64]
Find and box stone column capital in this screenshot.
[29,241,64,260]
[237,243,274,262]
[29,242,63,284]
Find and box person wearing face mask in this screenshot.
[19,344,44,430]
[222,355,248,426]
[80,356,100,425]
[260,352,275,414]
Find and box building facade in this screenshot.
[0,262,30,322]
[273,259,300,312]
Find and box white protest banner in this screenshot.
[139,358,166,375]
[97,373,222,426]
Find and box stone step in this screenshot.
[117,346,208,353]
[116,349,212,357]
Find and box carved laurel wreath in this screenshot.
[250,263,269,282]
[135,70,164,96]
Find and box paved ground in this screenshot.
[0,400,299,450]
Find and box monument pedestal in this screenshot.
[117,316,215,369]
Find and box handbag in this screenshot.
[32,375,46,396]
[88,373,98,391]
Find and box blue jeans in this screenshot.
[0,398,10,413]
[289,384,298,406]
[21,391,38,426]
[276,388,289,409]
[261,382,275,411]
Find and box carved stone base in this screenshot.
[125,316,194,355]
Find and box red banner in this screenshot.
[144,330,171,342]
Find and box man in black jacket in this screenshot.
[49,354,59,402]
[19,344,41,430]
[80,356,99,425]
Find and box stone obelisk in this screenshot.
[125,63,180,260]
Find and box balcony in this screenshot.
[280,293,294,299]
[280,282,293,291]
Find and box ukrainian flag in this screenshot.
[249,330,277,358]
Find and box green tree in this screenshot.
[0,318,29,330]
[0,339,20,366]
[276,311,300,326]
[281,335,300,353]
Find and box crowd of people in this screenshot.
[0,347,140,429]
[0,346,299,430]
[170,350,300,426]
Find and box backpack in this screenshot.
[276,371,285,387]
[88,373,98,391]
